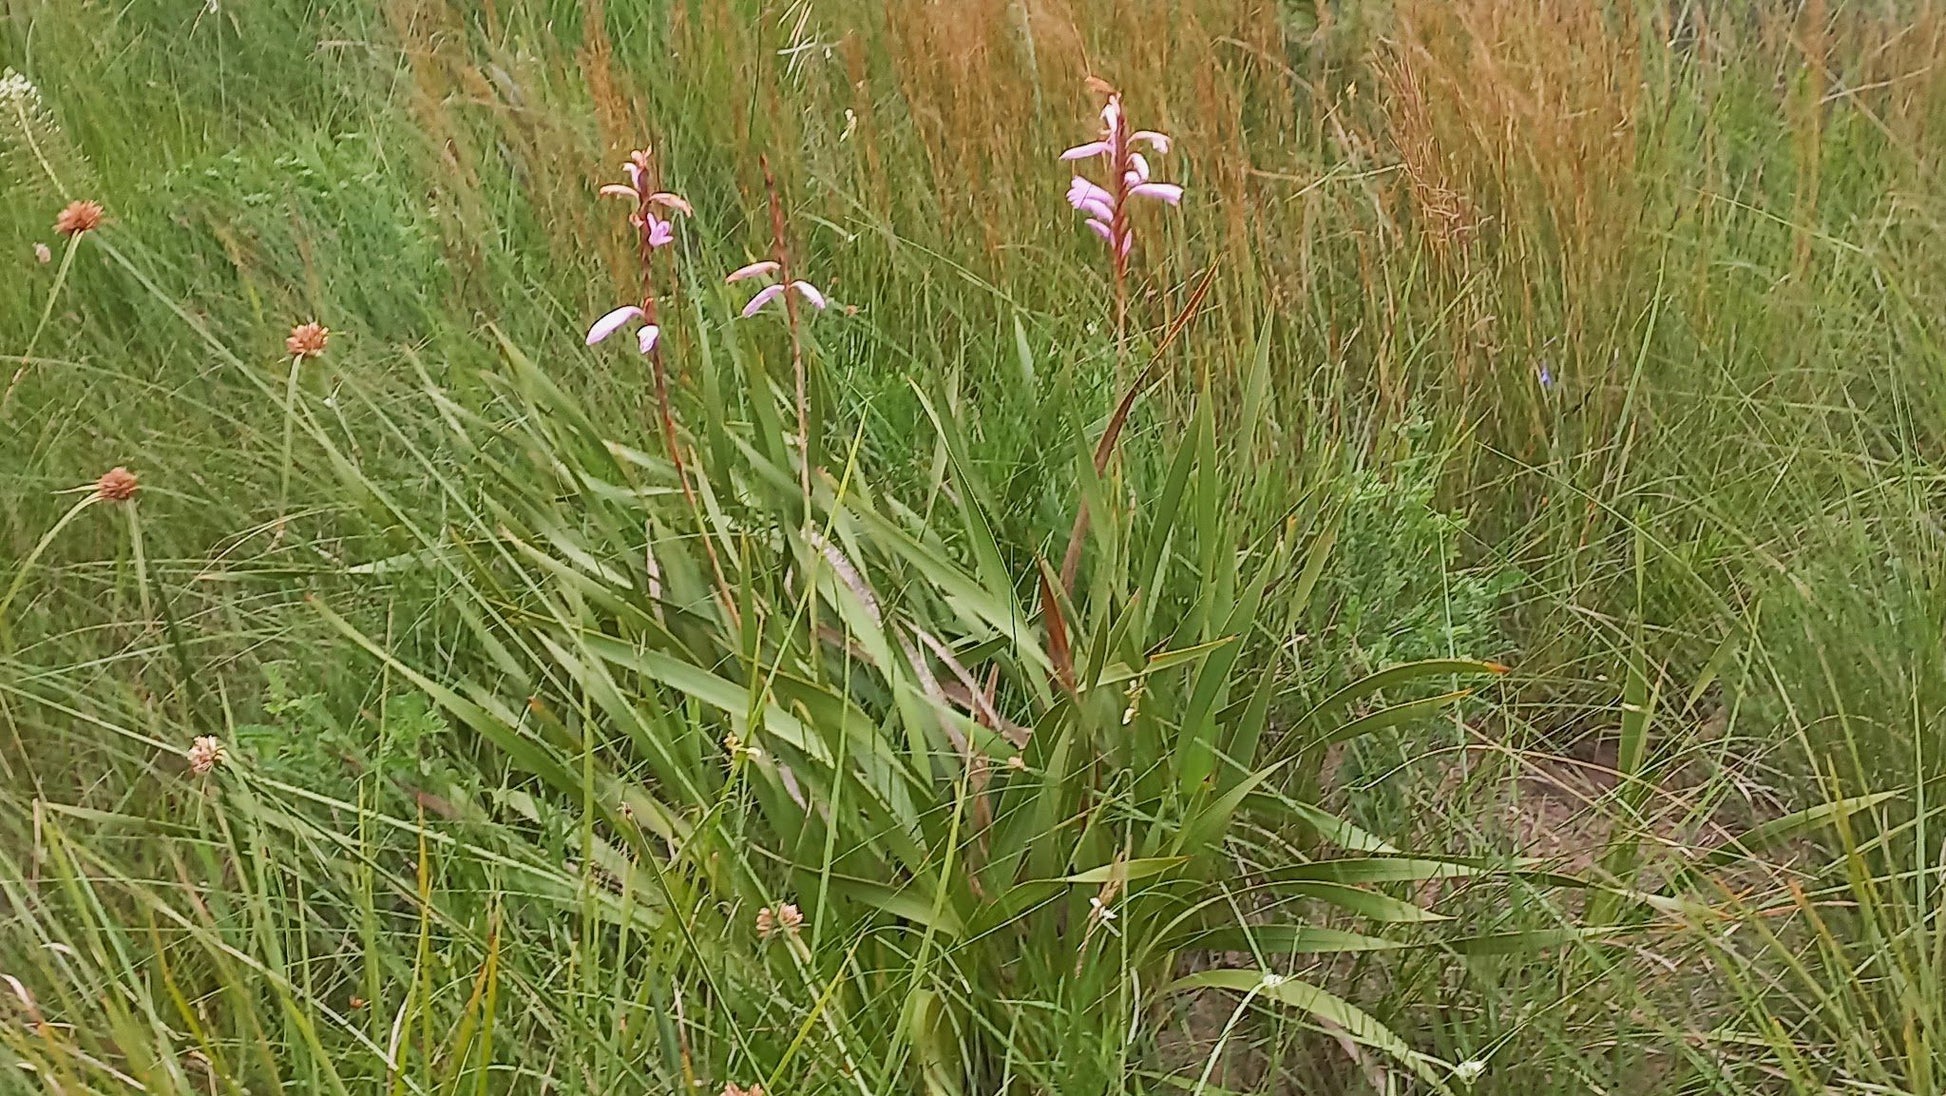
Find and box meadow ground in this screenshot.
[3,1,1944,1092]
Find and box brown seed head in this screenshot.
[186,735,226,775]
[286,322,330,359]
[54,200,104,237]
[96,466,139,502]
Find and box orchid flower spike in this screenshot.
[1059,80,1183,264]
[726,260,827,319]
[584,147,694,354]
[599,147,691,253]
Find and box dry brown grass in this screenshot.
[352,0,1946,428]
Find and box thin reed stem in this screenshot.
[3,234,81,413]
[0,491,99,647]
[278,353,303,521]
[757,157,814,513]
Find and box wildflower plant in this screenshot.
[0,466,149,636]
[728,156,827,505]
[5,196,106,411]
[278,321,329,519]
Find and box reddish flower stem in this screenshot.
[761,155,813,511]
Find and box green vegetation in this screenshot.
[3,1,1942,1092]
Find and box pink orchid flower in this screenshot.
[1060,83,1183,266]
[584,148,691,355]
[726,260,828,319]
[586,305,660,354]
[600,148,691,253]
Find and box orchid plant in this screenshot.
[1062,78,1183,351]
[1056,79,1187,591]
[728,157,828,505]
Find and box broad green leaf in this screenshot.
[578,632,834,765]
[1268,858,1488,885]
[1282,881,1449,922]
[825,877,966,938]
[1693,791,1900,870]
[1093,636,1237,688]
[1171,925,1406,954]
[1293,660,1505,740]
[1062,856,1190,885]
[1169,969,1451,1091]
[1309,691,1474,752]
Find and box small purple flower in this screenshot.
[1538,362,1554,388]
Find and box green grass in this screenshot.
[3,0,1944,1092]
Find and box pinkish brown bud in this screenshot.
[95,466,139,503]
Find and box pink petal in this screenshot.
[1085,219,1114,243]
[1068,177,1114,211]
[1132,130,1172,154]
[648,192,693,215]
[637,324,661,354]
[622,162,644,191]
[1128,152,1150,182]
[739,283,786,317]
[792,281,827,309]
[586,305,644,345]
[1128,182,1184,205]
[600,183,641,200]
[726,260,781,284]
[1077,196,1114,222]
[1118,231,1133,258]
[1060,141,1110,161]
[647,217,675,248]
